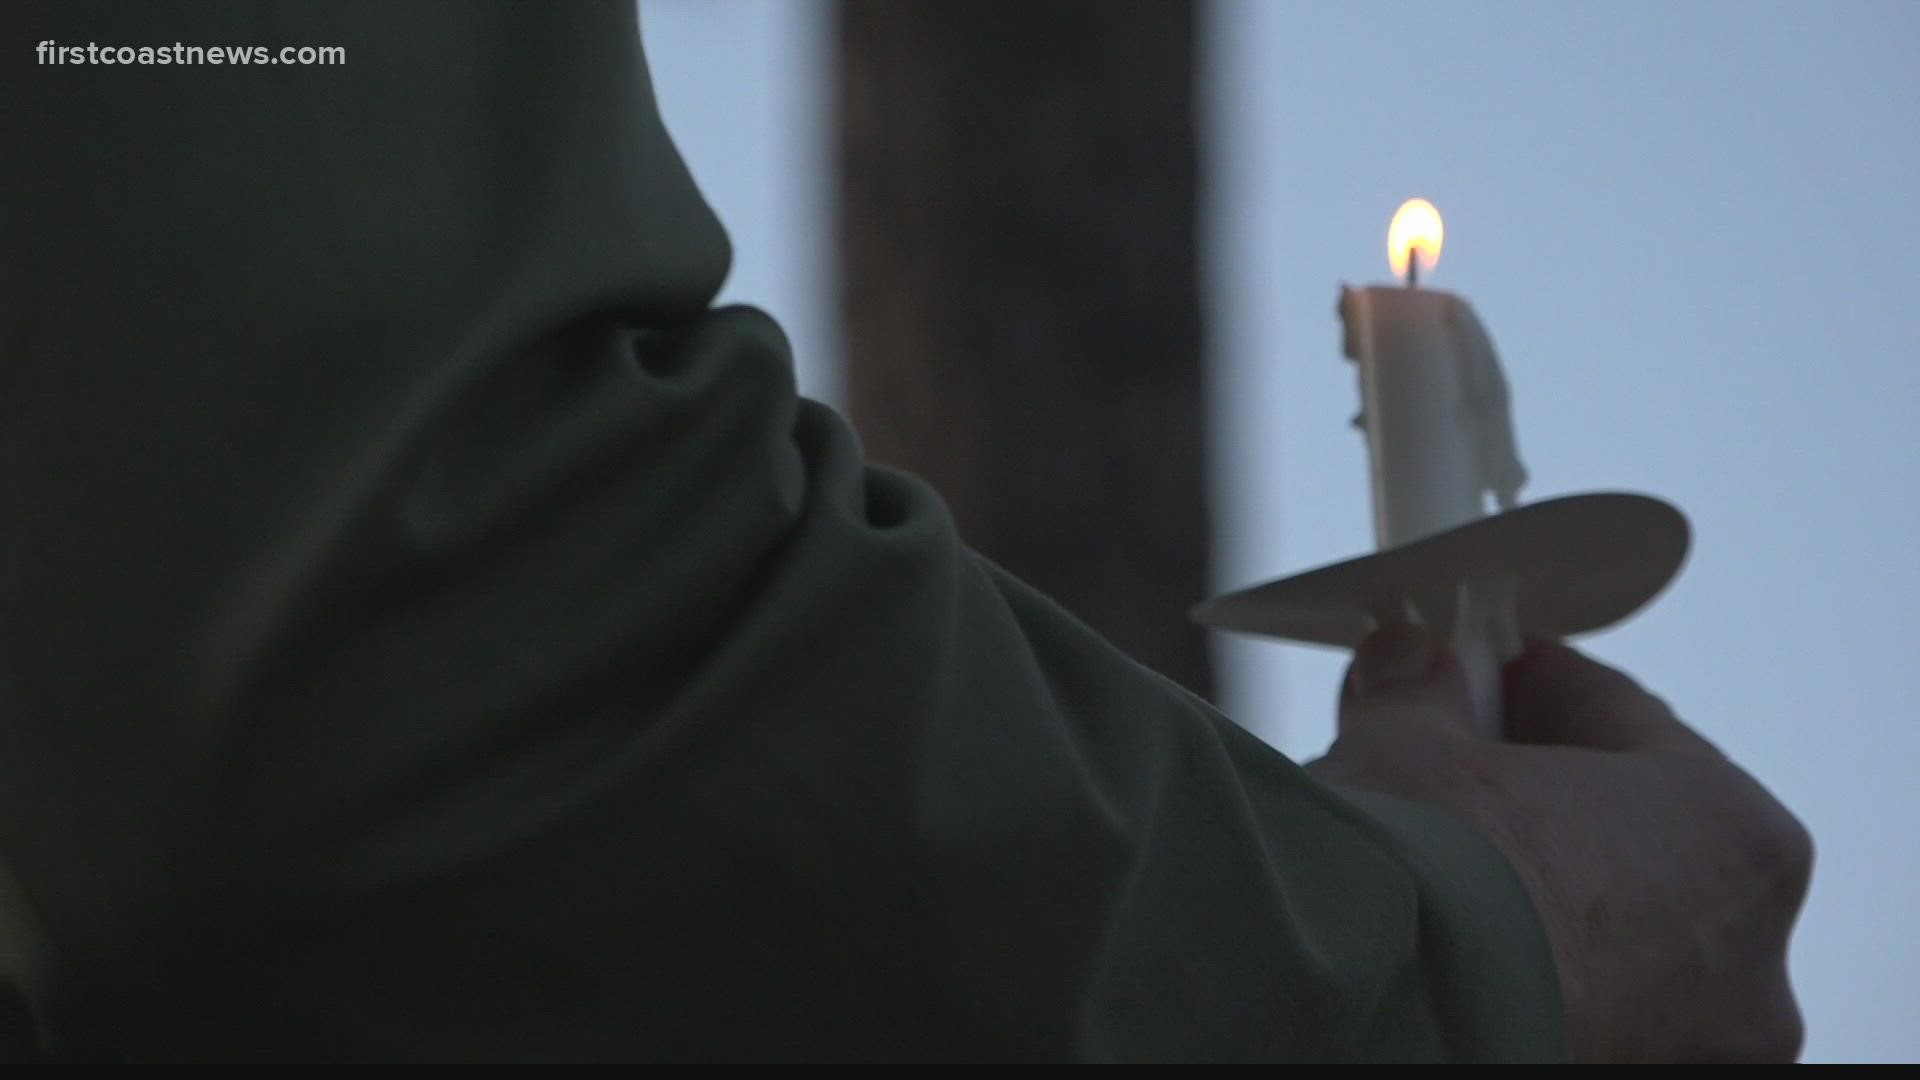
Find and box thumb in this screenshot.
[1337,619,1479,738]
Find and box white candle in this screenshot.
[1339,199,1527,733]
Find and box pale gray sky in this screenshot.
[642,0,1919,1062]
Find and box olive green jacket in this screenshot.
[0,0,1565,1062]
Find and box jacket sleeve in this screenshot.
[120,309,1563,1062]
[0,1,1566,1062]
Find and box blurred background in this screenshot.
[641,0,1918,1062]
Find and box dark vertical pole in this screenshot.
[837,1,1215,699]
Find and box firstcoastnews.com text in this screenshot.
[37,41,345,66]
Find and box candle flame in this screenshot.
[1387,198,1444,280]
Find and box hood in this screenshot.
[0,0,734,975]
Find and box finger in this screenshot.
[1338,619,1478,738]
[1502,638,1715,755]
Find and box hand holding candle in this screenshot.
[1341,199,1525,732]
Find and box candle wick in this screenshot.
[1406,250,1420,289]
